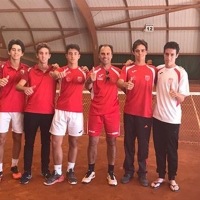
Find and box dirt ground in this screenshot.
[0,82,199,200]
[0,133,200,200]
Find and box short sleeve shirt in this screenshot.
[22,64,57,114]
[88,65,121,115]
[120,64,157,118]
[0,60,29,112]
[56,66,86,112]
[153,65,190,124]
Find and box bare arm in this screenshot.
[85,67,96,90]
[169,83,186,103]
[0,75,9,87]
[16,79,36,96]
[117,78,134,91]
[49,70,66,79]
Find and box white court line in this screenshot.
[190,95,200,131]
[56,90,200,95]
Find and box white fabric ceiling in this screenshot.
[0,0,199,63]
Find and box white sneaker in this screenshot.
[107,172,117,186]
[82,171,95,184]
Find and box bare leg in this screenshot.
[12,132,22,159]
[68,136,78,163]
[0,133,7,164]
[106,137,116,165]
[52,135,64,165]
[87,136,99,164]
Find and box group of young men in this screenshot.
[0,39,189,193]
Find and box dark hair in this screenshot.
[8,39,25,53]
[36,42,51,54]
[66,44,80,54]
[98,44,113,54]
[132,39,148,51]
[164,41,180,54]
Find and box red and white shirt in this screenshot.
[153,65,190,124]
[0,60,29,112]
[56,66,86,112]
[120,64,157,118]
[22,64,56,114]
[88,65,121,115]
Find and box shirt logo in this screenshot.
[77,76,83,82]
[97,73,104,81]
[168,78,173,84]
[145,75,150,81]
[66,77,71,82]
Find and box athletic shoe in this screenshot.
[44,170,64,186]
[82,170,95,184]
[120,173,133,184]
[66,169,77,185]
[42,170,51,179]
[139,174,149,187]
[20,171,32,184]
[0,171,3,182]
[107,172,117,186]
[11,166,22,180]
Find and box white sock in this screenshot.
[67,162,75,172]
[0,163,2,172]
[11,159,19,167]
[54,165,62,175]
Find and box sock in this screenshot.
[0,163,2,172]
[88,163,95,172]
[11,159,19,167]
[67,162,75,172]
[108,164,114,173]
[54,165,62,175]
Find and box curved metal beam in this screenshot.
[73,0,99,66]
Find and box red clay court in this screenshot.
[0,82,199,200]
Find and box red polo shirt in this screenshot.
[0,60,29,112]
[22,64,57,114]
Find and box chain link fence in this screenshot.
[82,91,200,145]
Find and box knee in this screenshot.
[0,135,6,146]
[69,137,78,148]
[89,137,98,147]
[107,137,116,147]
[52,137,62,148]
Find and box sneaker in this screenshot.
[82,170,95,184]
[107,172,117,186]
[20,171,32,184]
[0,171,3,182]
[139,174,149,187]
[66,169,77,185]
[42,170,51,179]
[120,173,133,184]
[11,166,22,180]
[44,170,64,186]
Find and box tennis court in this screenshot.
[0,82,199,200]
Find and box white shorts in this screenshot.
[0,112,24,133]
[50,109,83,136]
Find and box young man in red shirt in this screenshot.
[0,39,29,182]
[44,44,88,186]
[81,44,121,186]
[117,39,157,187]
[16,43,57,184]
